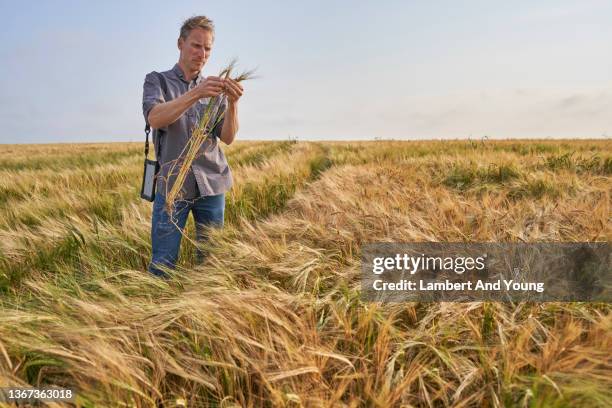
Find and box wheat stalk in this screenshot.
[164,60,256,215]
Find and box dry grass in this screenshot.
[0,139,610,407]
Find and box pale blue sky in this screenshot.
[1,0,611,143]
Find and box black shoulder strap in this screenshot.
[144,72,169,158]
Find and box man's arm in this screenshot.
[218,78,244,145]
[146,75,226,129]
[148,87,200,129]
[219,102,239,145]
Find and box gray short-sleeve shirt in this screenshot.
[142,64,233,200]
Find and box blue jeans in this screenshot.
[148,192,225,278]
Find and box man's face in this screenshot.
[178,28,213,73]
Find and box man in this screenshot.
[142,15,244,278]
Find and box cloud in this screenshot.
[557,94,584,109]
[552,90,612,119]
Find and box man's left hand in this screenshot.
[223,78,243,104]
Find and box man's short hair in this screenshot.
[179,15,215,40]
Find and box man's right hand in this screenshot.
[196,76,225,98]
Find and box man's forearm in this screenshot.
[148,87,201,129]
[219,102,239,145]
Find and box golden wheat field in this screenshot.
[0,140,610,407]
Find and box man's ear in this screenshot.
[177,37,183,51]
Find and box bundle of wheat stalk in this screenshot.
[164,60,255,214]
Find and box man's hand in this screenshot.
[223,78,244,104]
[195,76,225,98]
[218,79,242,145]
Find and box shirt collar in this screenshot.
[172,63,203,85]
